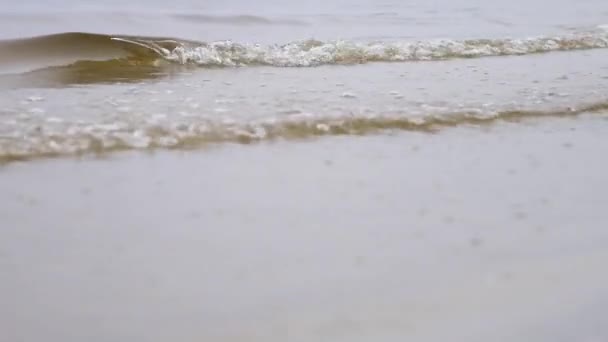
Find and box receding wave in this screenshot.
[1,101,607,163]
[1,27,607,77]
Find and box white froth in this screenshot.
[148,30,608,68]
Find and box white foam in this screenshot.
[148,30,608,68]
[27,96,44,102]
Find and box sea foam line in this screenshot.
[2,101,608,163]
[153,29,608,67]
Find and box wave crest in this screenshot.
[2,29,608,75]
[162,31,608,67]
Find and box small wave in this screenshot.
[0,32,176,75]
[1,29,608,76]
[1,102,607,163]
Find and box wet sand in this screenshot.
[1,114,608,341]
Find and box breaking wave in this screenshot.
[162,29,608,66]
[0,26,607,75]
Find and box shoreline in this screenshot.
[1,115,608,341]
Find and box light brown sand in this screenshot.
[1,115,608,342]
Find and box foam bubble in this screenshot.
[149,30,608,68]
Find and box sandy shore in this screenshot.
[1,114,608,341]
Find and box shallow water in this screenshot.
[2,115,608,342]
[2,0,608,41]
[2,1,608,341]
[0,0,608,342]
